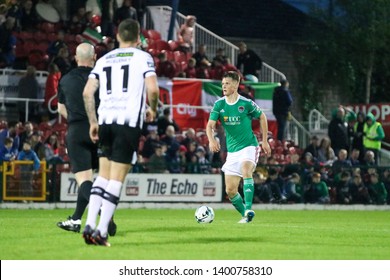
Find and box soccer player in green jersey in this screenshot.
[206,71,271,223]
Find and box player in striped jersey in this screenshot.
[82,19,159,246]
[206,71,271,223]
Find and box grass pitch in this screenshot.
[0,208,389,260]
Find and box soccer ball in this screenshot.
[195,205,215,223]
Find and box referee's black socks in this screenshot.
[72,180,93,221]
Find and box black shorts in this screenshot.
[98,123,140,164]
[66,121,98,173]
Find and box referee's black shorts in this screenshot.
[66,121,98,173]
[98,123,140,165]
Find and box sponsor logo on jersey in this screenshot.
[223,116,241,125]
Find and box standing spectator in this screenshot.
[114,0,137,26]
[17,140,40,197]
[206,71,271,223]
[236,41,263,78]
[100,0,116,38]
[44,63,61,121]
[0,17,16,67]
[367,173,387,205]
[328,107,349,156]
[52,47,72,77]
[304,172,330,204]
[177,15,196,53]
[352,112,366,163]
[363,113,385,165]
[161,125,181,173]
[192,44,209,67]
[272,79,292,142]
[82,19,159,246]
[20,0,39,31]
[6,0,21,29]
[18,66,40,122]
[157,107,180,136]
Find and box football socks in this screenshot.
[230,192,246,217]
[72,180,93,221]
[243,178,254,210]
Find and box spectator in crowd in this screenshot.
[155,51,176,79]
[0,121,20,155]
[265,168,287,203]
[192,44,209,67]
[348,173,372,204]
[195,145,211,174]
[17,139,40,197]
[30,130,45,160]
[0,4,7,26]
[180,128,197,149]
[381,169,390,205]
[301,135,319,161]
[20,0,39,31]
[18,66,40,122]
[157,108,180,136]
[349,148,361,166]
[184,57,197,78]
[177,15,196,53]
[47,30,67,61]
[332,149,352,178]
[282,172,303,203]
[52,47,72,77]
[362,150,376,167]
[147,144,168,173]
[281,153,301,178]
[0,137,17,162]
[18,121,34,151]
[213,47,228,65]
[185,140,197,164]
[253,172,270,203]
[114,0,137,26]
[0,16,16,67]
[367,172,387,205]
[69,6,88,34]
[238,84,254,100]
[272,79,293,141]
[304,172,330,204]
[187,153,200,174]
[178,144,188,173]
[161,125,181,173]
[328,107,349,156]
[44,63,61,121]
[99,0,116,38]
[140,127,160,159]
[317,136,336,166]
[210,57,226,81]
[352,111,366,162]
[363,113,385,165]
[335,171,352,204]
[196,58,211,79]
[43,132,63,165]
[236,41,263,77]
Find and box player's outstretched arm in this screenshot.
[260,113,271,156]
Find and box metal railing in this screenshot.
[143,5,286,83]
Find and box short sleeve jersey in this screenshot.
[209,95,262,152]
[89,47,156,128]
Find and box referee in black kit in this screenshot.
[56,43,116,236]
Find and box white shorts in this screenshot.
[221,146,260,177]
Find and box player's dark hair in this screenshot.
[223,71,240,83]
[118,19,140,43]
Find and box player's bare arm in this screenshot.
[83,78,99,143]
[260,113,271,156]
[145,75,159,121]
[206,119,220,152]
[57,103,68,119]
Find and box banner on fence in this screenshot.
[60,173,223,202]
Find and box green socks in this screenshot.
[230,193,246,217]
[243,178,254,210]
